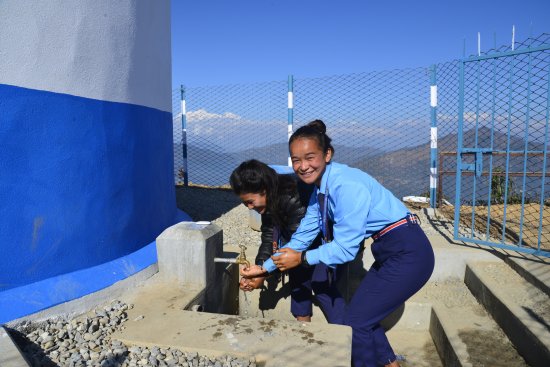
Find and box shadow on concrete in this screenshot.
[6,327,56,367]
[523,306,550,333]
[257,275,292,316]
[176,186,241,222]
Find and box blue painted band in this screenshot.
[0,84,179,291]
[0,239,156,324]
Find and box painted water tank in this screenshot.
[0,0,182,322]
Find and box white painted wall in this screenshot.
[0,0,171,112]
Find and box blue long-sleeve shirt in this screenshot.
[263,162,409,272]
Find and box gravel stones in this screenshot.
[213,204,261,248]
[176,186,262,248]
[14,191,262,366]
[15,300,256,367]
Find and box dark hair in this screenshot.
[288,119,334,155]
[229,159,297,226]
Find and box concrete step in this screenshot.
[386,328,443,367]
[504,256,550,297]
[430,302,529,367]
[411,279,528,366]
[465,260,550,366]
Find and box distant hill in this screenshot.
[354,144,430,199]
[229,143,288,166]
[173,143,241,186]
[173,127,548,201]
[233,142,384,167]
[352,127,548,201]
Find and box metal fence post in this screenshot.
[454,59,465,240]
[181,85,189,186]
[287,74,294,166]
[430,65,438,208]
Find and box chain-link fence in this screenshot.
[173,69,432,199]
[173,33,550,208]
[292,68,431,199]
[172,81,287,187]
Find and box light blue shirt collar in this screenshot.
[318,161,333,196]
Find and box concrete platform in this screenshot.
[430,300,529,367]
[0,326,30,367]
[112,281,352,367]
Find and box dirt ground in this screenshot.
[176,186,550,253]
[438,203,550,252]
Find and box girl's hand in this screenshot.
[240,264,268,278]
[271,248,302,271]
[239,276,266,292]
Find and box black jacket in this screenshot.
[255,175,322,265]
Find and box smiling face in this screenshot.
[239,192,267,214]
[289,137,332,186]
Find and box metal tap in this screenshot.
[236,244,250,268]
[213,244,250,268]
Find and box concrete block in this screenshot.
[424,207,436,219]
[156,222,223,287]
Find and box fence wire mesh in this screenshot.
[173,33,550,213]
[173,69,432,199]
[435,33,550,253]
[293,68,431,199]
[436,33,550,204]
[172,81,287,187]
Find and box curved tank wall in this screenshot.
[0,0,186,322]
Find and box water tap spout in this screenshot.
[213,244,250,268]
[236,244,250,268]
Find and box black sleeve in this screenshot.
[296,180,315,207]
[289,181,323,249]
[282,193,307,236]
[256,212,274,265]
[276,189,309,244]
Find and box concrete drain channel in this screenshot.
[3,220,548,366]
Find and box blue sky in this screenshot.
[171,0,550,88]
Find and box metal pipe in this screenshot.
[214,245,250,268]
[213,257,237,264]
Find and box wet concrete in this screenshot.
[112,280,352,367]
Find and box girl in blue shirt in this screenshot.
[242,120,435,367]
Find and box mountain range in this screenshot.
[174,126,549,201]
